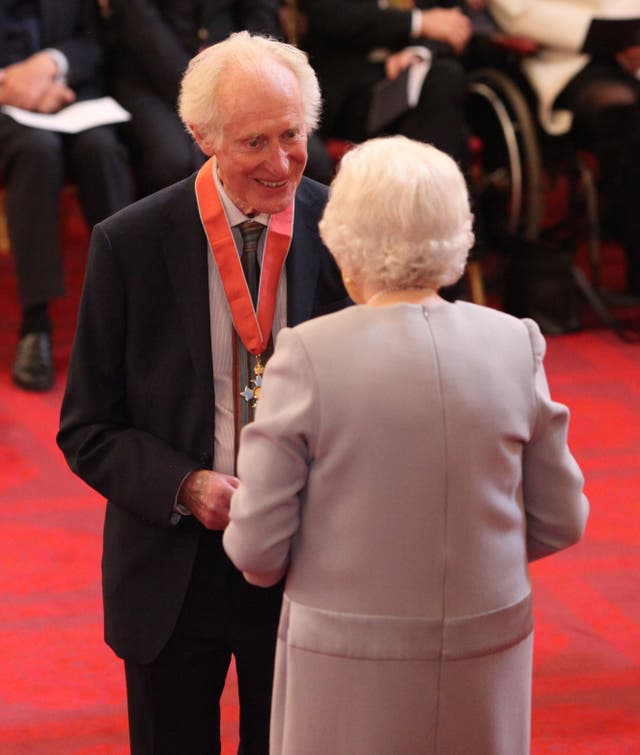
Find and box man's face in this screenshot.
[213,63,308,216]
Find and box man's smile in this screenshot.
[256,178,288,188]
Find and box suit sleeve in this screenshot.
[57,224,197,528]
[50,2,104,89]
[521,318,589,561]
[107,0,193,105]
[107,0,282,106]
[305,0,414,50]
[237,0,283,38]
[224,328,316,586]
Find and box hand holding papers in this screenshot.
[367,55,431,135]
[1,97,131,134]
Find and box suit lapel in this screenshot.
[162,177,214,380]
[287,193,321,326]
[39,0,84,47]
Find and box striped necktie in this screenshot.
[239,220,263,307]
[234,220,265,453]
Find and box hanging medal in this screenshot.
[194,158,294,409]
[238,354,265,408]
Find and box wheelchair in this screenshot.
[464,36,635,336]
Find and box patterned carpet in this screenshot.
[0,201,639,753]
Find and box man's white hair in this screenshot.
[319,136,474,291]
[178,31,321,148]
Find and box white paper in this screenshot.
[1,97,131,134]
[407,57,431,108]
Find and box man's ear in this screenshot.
[190,124,214,156]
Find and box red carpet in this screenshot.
[0,200,639,753]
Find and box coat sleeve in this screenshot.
[521,318,589,561]
[57,223,197,528]
[224,328,317,586]
[107,0,282,106]
[49,1,104,90]
[107,0,195,105]
[237,0,283,38]
[488,0,593,52]
[304,0,414,50]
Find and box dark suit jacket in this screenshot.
[57,174,349,663]
[107,0,282,107]
[303,0,452,137]
[0,0,105,95]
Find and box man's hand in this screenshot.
[177,469,240,530]
[420,7,472,55]
[385,50,423,80]
[35,81,76,113]
[0,52,61,110]
[617,46,640,76]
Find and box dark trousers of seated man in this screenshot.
[0,114,132,335]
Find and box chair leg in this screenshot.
[575,154,602,290]
[0,189,9,255]
[466,260,487,305]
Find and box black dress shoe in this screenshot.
[12,332,54,391]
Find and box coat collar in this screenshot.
[160,174,323,369]
[287,181,322,326]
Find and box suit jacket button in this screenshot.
[199,451,213,469]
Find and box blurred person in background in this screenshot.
[299,0,490,295]
[0,0,133,391]
[300,0,488,171]
[489,0,640,298]
[103,0,333,189]
[102,0,281,196]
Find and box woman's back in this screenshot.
[223,135,588,755]
[281,299,582,621]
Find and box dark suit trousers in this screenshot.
[0,114,133,311]
[124,528,283,755]
[331,56,469,169]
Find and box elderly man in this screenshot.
[57,32,349,755]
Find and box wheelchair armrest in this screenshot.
[489,34,539,57]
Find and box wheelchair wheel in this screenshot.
[467,67,543,242]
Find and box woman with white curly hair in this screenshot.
[224,135,588,755]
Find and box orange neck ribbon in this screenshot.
[195,158,294,355]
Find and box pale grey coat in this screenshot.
[224,299,589,755]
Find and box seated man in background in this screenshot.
[0,0,133,392]
[489,0,640,298]
[299,0,488,298]
[103,0,333,191]
[103,0,282,196]
[300,0,486,172]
